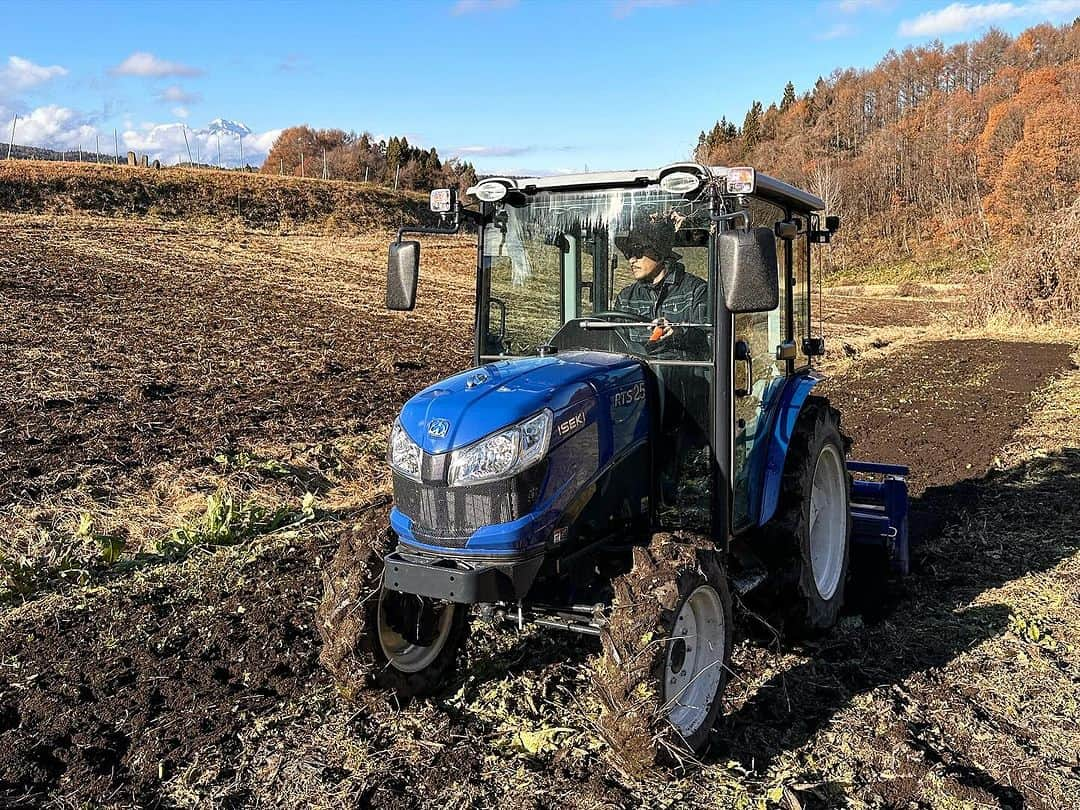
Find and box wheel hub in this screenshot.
[809,443,847,601]
[377,588,456,673]
[382,591,441,646]
[662,584,726,738]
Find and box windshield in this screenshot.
[480,186,715,362]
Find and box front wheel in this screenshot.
[592,532,733,774]
[317,525,469,699]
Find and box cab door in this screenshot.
[732,201,788,531]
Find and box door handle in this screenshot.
[734,339,752,398]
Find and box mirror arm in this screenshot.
[395,203,486,243]
[710,209,749,230]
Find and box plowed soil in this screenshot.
[0,219,472,505]
[1,215,1078,809]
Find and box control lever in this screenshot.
[735,339,752,398]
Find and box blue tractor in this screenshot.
[318,164,909,758]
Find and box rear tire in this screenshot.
[592,532,733,774]
[764,396,852,634]
[317,526,469,699]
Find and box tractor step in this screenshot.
[731,569,768,595]
[847,460,910,575]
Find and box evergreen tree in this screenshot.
[781,81,797,111]
[742,101,763,147]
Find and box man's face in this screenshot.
[630,253,663,283]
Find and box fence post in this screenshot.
[238,134,244,168]
[300,152,305,177]
[394,165,400,190]
[96,134,100,163]
[114,129,119,164]
[7,114,16,159]
[182,125,193,166]
[322,147,327,180]
[216,134,221,168]
[280,157,283,176]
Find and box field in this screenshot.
[1,199,1078,808]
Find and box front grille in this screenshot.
[393,462,547,548]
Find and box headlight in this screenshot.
[389,420,422,481]
[448,410,552,486]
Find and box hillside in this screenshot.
[696,19,1080,287]
[0,160,433,233]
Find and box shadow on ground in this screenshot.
[712,448,1080,803]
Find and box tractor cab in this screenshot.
[388,164,836,548]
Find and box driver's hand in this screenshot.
[648,317,675,342]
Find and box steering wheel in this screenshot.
[549,312,640,354]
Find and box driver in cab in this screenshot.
[613,220,709,360]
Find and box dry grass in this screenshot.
[970,198,1080,328]
[0,160,436,233]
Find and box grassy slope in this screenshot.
[0,160,432,233]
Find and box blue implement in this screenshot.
[847,460,910,575]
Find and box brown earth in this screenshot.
[0,218,473,505]
[0,217,1077,808]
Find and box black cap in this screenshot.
[615,219,678,262]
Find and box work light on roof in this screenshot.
[727,167,755,195]
[473,180,509,202]
[429,188,455,213]
[658,171,703,195]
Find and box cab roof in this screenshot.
[468,164,824,213]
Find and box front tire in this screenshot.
[592,532,733,774]
[765,395,852,634]
[317,526,469,699]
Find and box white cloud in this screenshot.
[172,106,189,119]
[447,144,577,158]
[449,145,534,157]
[158,84,200,104]
[899,0,1080,36]
[121,119,281,166]
[112,52,201,78]
[9,104,97,150]
[834,0,887,12]
[612,0,689,18]
[0,56,67,94]
[817,22,857,38]
[451,0,516,13]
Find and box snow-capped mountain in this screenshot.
[204,118,252,138]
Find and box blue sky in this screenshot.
[1,0,1077,173]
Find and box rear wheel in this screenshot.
[317,526,469,699]
[592,532,733,774]
[765,396,852,634]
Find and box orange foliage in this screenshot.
[692,19,1080,274]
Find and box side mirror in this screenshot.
[717,227,779,313]
[387,240,420,311]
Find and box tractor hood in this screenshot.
[399,351,641,455]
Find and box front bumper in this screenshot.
[383,547,545,604]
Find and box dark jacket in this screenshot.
[614,259,710,359]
